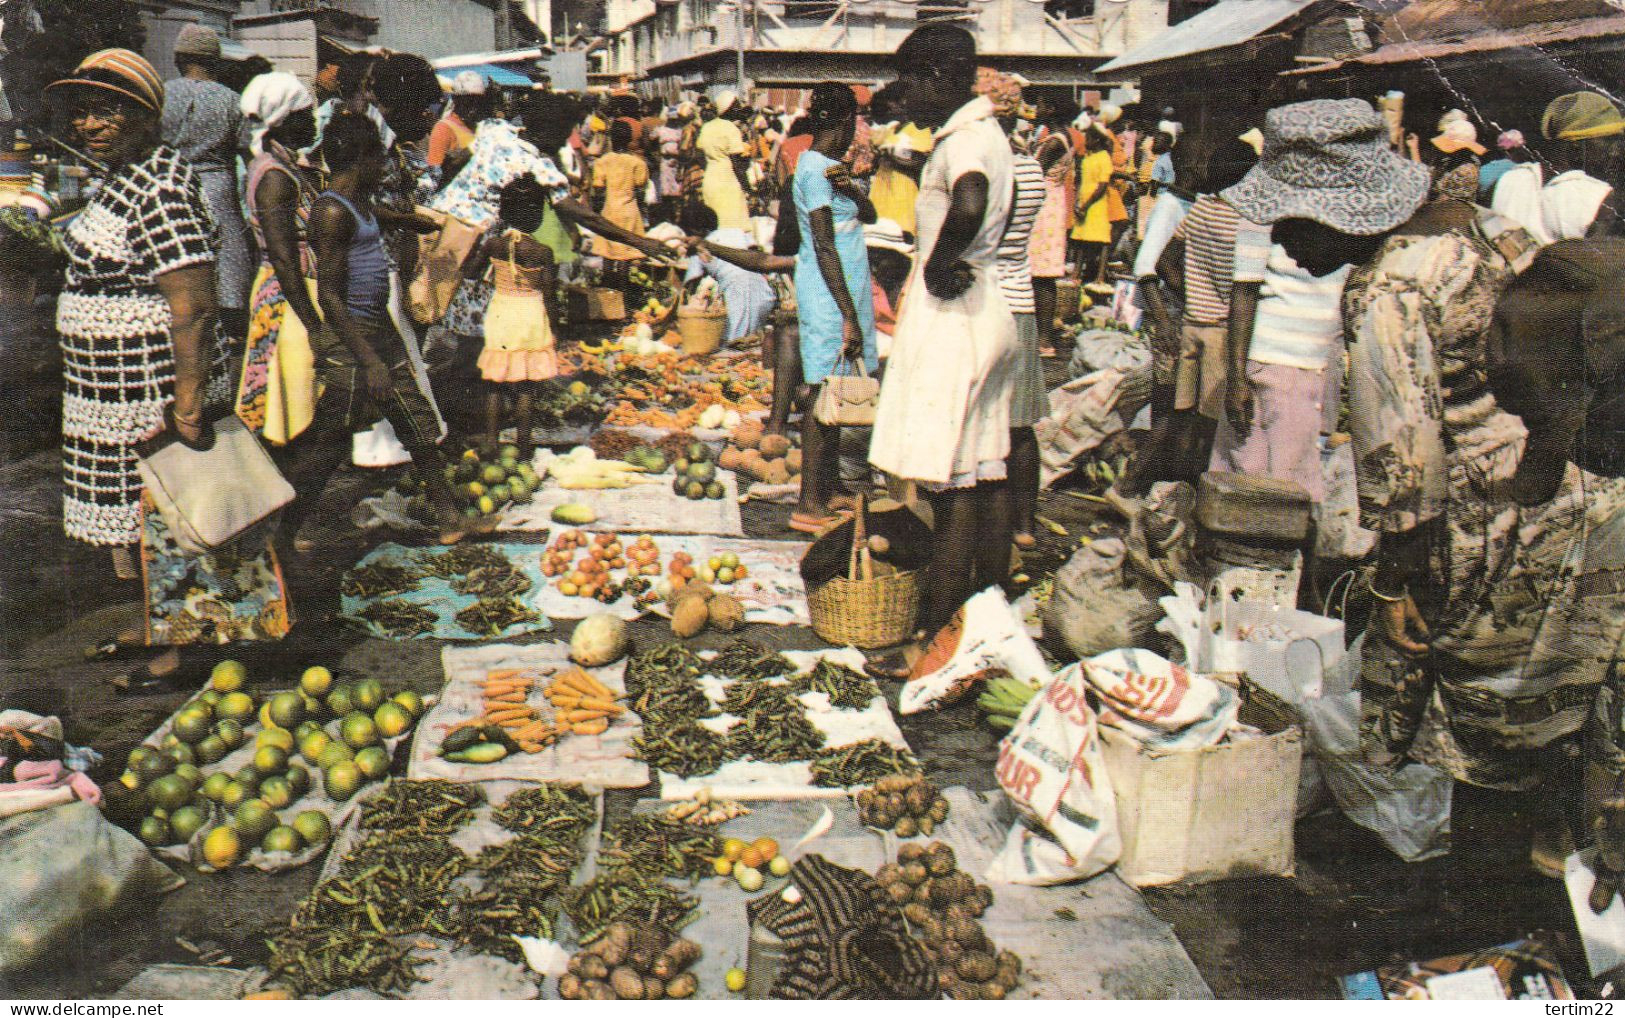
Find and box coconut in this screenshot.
[671,597,710,639]
[708,594,746,632]
[759,433,792,458]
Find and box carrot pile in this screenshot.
[467,666,627,752]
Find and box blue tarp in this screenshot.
[437,62,534,88]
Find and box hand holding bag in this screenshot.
[136,409,295,557]
[408,206,481,325]
[812,355,879,426]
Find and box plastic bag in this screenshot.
[987,661,1121,885]
[1045,537,1165,661]
[1299,653,1452,863]
[1316,439,1378,561]
[899,587,1050,715]
[0,801,184,976]
[1081,648,1239,751]
[1159,581,1345,706]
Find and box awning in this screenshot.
[431,47,550,69]
[1094,0,1321,75]
[219,38,257,62]
[436,63,536,88]
[1285,13,1625,75]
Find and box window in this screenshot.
[1044,0,1096,20]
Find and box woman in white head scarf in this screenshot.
[233,71,327,445]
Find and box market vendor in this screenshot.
[679,201,776,346]
[47,49,291,691]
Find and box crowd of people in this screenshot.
[33,16,1625,870]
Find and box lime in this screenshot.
[292,810,332,845]
[231,799,276,842]
[213,719,245,749]
[325,685,354,718]
[390,690,424,718]
[294,720,322,742]
[197,689,222,709]
[172,709,213,745]
[133,751,175,785]
[283,764,311,798]
[170,805,208,843]
[195,734,228,765]
[325,761,362,801]
[300,730,333,765]
[163,743,196,768]
[477,495,496,515]
[210,659,248,693]
[373,702,411,739]
[259,776,293,809]
[317,742,354,770]
[201,772,233,803]
[148,774,192,812]
[353,679,384,712]
[300,665,333,698]
[252,745,289,775]
[353,746,390,780]
[202,825,242,868]
[216,692,255,723]
[268,692,305,729]
[172,763,203,791]
[340,712,379,749]
[219,780,250,810]
[233,765,262,791]
[719,552,740,570]
[261,825,304,854]
[139,815,172,847]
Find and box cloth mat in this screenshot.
[499,469,745,537]
[341,543,554,642]
[408,642,648,789]
[622,536,810,626]
[656,648,912,801]
[111,965,267,1000]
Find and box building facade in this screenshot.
[601,0,1172,98]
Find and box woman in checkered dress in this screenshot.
[48,50,289,686]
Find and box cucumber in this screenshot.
[551,503,597,525]
[440,727,482,754]
[444,742,509,764]
[482,725,521,752]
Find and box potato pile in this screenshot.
[875,842,1022,1000]
[856,773,950,836]
[560,922,701,1000]
[719,421,801,487]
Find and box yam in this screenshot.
[980,981,1008,1000]
[900,862,928,886]
[643,975,667,1000]
[996,950,1022,976]
[897,842,927,865]
[708,594,746,632]
[762,460,792,486]
[577,955,610,981]
[737,449,766,475]
[759,433,792,458]
[651,937,701,979]
[917,815,935,836]
[911,881,932,905]
[785,448,803,473]
[665,973,698,999]
[875,862,902,887]
[718,446,745,471]
[957,952,999,983]
[610,966,646,1000]
[902,903,932,925]
[558,974,583,999]
[894,815,918,838]
[580,980,616,1001]
[672,596,710,638]
[731,421,764,449]
[885,882,912,905]
[746,456,776,483]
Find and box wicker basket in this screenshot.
[676,307,727,355]
[807,568,921,649]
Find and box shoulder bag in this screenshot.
[137,409,295,556]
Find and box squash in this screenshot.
[570,614,629,666]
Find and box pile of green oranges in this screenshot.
[101,661,425,870]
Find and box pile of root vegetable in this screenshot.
[856,772,951,836]
[874,841,1023,1000]
[560,924,702,1000]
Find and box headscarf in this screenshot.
[241,72,315,156]
[973,69,1023,120]
[452,70,488,96]
[715,89,739,116]
[1497,129,1525,150]
[1541,91,1625,142]
[45,48,164,115]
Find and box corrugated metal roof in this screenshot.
[1094,0,1320,74]
[1286,13,1625,74]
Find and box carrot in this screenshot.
[497,717,533,729]
[553,670,599,697]
[571,719,609,736]
[574,697,625,714]
[485,692,529,705]
[486,707,533,722]
[482,682,530,695]
[579,673,619,700]
[558,707,613,724]
[485,668,524,681]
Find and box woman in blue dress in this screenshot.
[789,82,878,533]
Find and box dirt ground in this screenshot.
[0,427,1597,1000]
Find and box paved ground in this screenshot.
[0,422,1595,1000]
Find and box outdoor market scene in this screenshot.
[2,0,1625,1003]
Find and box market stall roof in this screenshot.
[436,63,536,88]
[431,46,552,70]
[1285,0,1625,75]
[1094,0,1325,76]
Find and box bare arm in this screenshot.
[1224,282,1260,436]
[554,196,668,258]
[809,205,861,355]
[698,238,794,275]
[923,171,988,301]
[255,170,324,336]
[155,264,218,445]
[827,164,876,224]
[1155,233,1186,294]
[310,197,389,400]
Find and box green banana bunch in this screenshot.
[979,677,1040,731]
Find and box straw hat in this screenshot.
[173,24,221,62]
[46,48,165,114]
[1431,119,1485,156]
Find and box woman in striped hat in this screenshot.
[49,49,290,690]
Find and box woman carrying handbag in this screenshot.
[788,83,878,534]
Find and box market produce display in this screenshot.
[719,420,801,489]
[102,662,424,871]
[341,543,553,641]
[855,772,952,837]
[595,347,771,431]
[542,446,663,490]
[559,923,703,1000]
[564,812,720,940]
[710,834,790,893]
[667,441,728,501]
[624,641,917,795]
[265,781,599,996]
[876,842,1023,1000]
[436,664,627,764]
[663,789,751,826]
[979,676,1041,731]
[445,445,540,515]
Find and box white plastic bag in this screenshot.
[1300,685,1452,863]
[987,661,1121,885]
[1081,648,1239,751]
[1198,591,1346,706]
[899,587,1050,715]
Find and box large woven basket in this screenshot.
[676,307,727,355]
[808,568,921,649]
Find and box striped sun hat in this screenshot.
[46,49,165,114]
